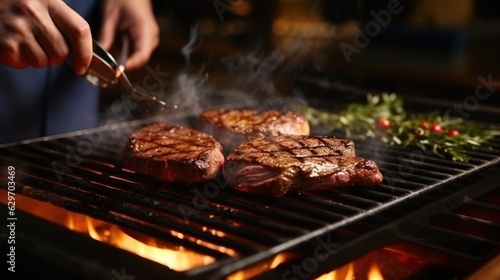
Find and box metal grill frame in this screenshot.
[1,113,500,279]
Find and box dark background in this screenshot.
[105,0,500,118]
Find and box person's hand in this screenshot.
[98,0,159,71]
[0,0,92,75]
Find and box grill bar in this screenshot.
[253,166,500,280]
[432,212,500,241]
[399,221,498,259]
[1,150,311,254]
[1,120,499,278]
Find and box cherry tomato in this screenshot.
[447,129,460,137]
[376,118,391,131]
[418,120,430,129]
[429,123,443,134]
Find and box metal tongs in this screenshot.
[85,36,173,108]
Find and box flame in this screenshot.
[1,192,217,271]
[315,263,354,280]
[315,260,385,280]
[0,191,418,279]
[316,262,384,280]
[227,253,291,280]
[270,253,289,269]
[368,264,384,280]
[84,218,214,271]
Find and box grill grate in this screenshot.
[1,121,500,279]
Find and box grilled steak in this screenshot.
[123,123,224,184]
[199,108,310,153]
[223,135,383,196]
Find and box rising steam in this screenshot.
[100,19,323,130]
[157,22,317,121]
[181,23,202,68]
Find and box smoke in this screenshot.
[181,23,202,67]
[156,23,316,122]
[219,49,285,97]
[98,19,325,132]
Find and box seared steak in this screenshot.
[123,123,224,184]
[223,135,383,196]
[200,108,310,153]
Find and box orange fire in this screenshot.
[368,264,385,280]
[1,190,293,276]
[227,253,291,280]
[227,248,392,280]
[82,217,215,271]
[0,191,424,279]
[313,244,430,280]
[315,262,384,280]
[0,191,217,271]
[315,263,355,280]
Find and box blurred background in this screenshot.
[109,0,500,116]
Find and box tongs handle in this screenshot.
[85,40,119,86]
[76,36,172,109]
[116,35,129,72]
[85,34,131,87]
[95,37,170,108]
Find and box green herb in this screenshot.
[296,93,500,162]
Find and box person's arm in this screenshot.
[0,0,92,75]
[98,0,160,71]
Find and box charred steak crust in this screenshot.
[223,135,383,196]
[200,108,310,152]
[123,123,224,184]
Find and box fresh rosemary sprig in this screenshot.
[296,93,500,162]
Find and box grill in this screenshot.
[1,91,500,279]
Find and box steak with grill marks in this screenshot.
[199,108,310,153]
[123,123,224,184]
[223,135,383,196]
